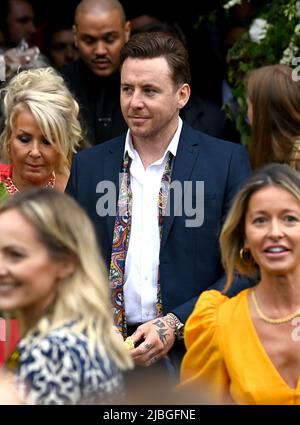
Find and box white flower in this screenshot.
[223,0,242,10]
[280,43,299,64]
[249,18,270,43]
[280,23,300,64]
[296,1,300,18]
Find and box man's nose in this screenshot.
[94,40,107,55]
[129,91,144,108]
[27,21,37,36]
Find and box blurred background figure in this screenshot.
[1,40,49,82]
[246,64,300,170]
[60,0,131,145]
[181,163,300,404]
[0,188,133,404]
[130,14,162,34]
[43,16,79,69]
[130,14,186,45]
[0,0,37,49]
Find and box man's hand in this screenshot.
[128,315,176,367]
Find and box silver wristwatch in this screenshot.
[167,313,184,340]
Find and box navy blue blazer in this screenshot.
[66,123,251,324]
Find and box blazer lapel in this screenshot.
[161,124,201,249]
[104,137,126,243]
[103,128,201,249]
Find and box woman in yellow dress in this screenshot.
[180,163,300,404]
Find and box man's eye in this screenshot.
[51,43,68,51]
[144,88,157,96]
[122,86,133,94]
[82,37,95,44]
[18,17,31,25]
[105,35,118,44]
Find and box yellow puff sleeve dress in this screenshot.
[180,289,300,404]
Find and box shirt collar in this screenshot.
[124,117,183,163]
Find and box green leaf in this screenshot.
[0,182,8,202]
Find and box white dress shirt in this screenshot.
[123,118,183,325]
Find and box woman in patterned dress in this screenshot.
[0,188,132,404]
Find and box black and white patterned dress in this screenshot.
[13,324,124,405]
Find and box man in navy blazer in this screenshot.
[66,32,251,373]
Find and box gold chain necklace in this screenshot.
[251,290,300,324]
[4,172,56,194]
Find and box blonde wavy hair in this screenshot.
[220,163,300,292]
[0,188,132,371]
[0,67,83,175]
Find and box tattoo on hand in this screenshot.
[157,328,168,344]
[153,319,165,329]
[152,319,167,344]
[144,343,153,350]
[165,316,176,329]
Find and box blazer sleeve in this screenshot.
[206,143,252,294]
[220,143,251,218]
[171,144,252,321]
[179,290,231,404]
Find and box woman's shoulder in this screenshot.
[18,323,114,371]
[0,164,12,201]
[194,288,248,316]
[184,289,248,359]
[16,324,123,404]
[185,289,249,344]
[0,164,12,180]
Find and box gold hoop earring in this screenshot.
[239,247,254,265]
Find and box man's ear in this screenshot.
[177,83,191,110]
[73,24,78,48]
[124,21,131,43]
